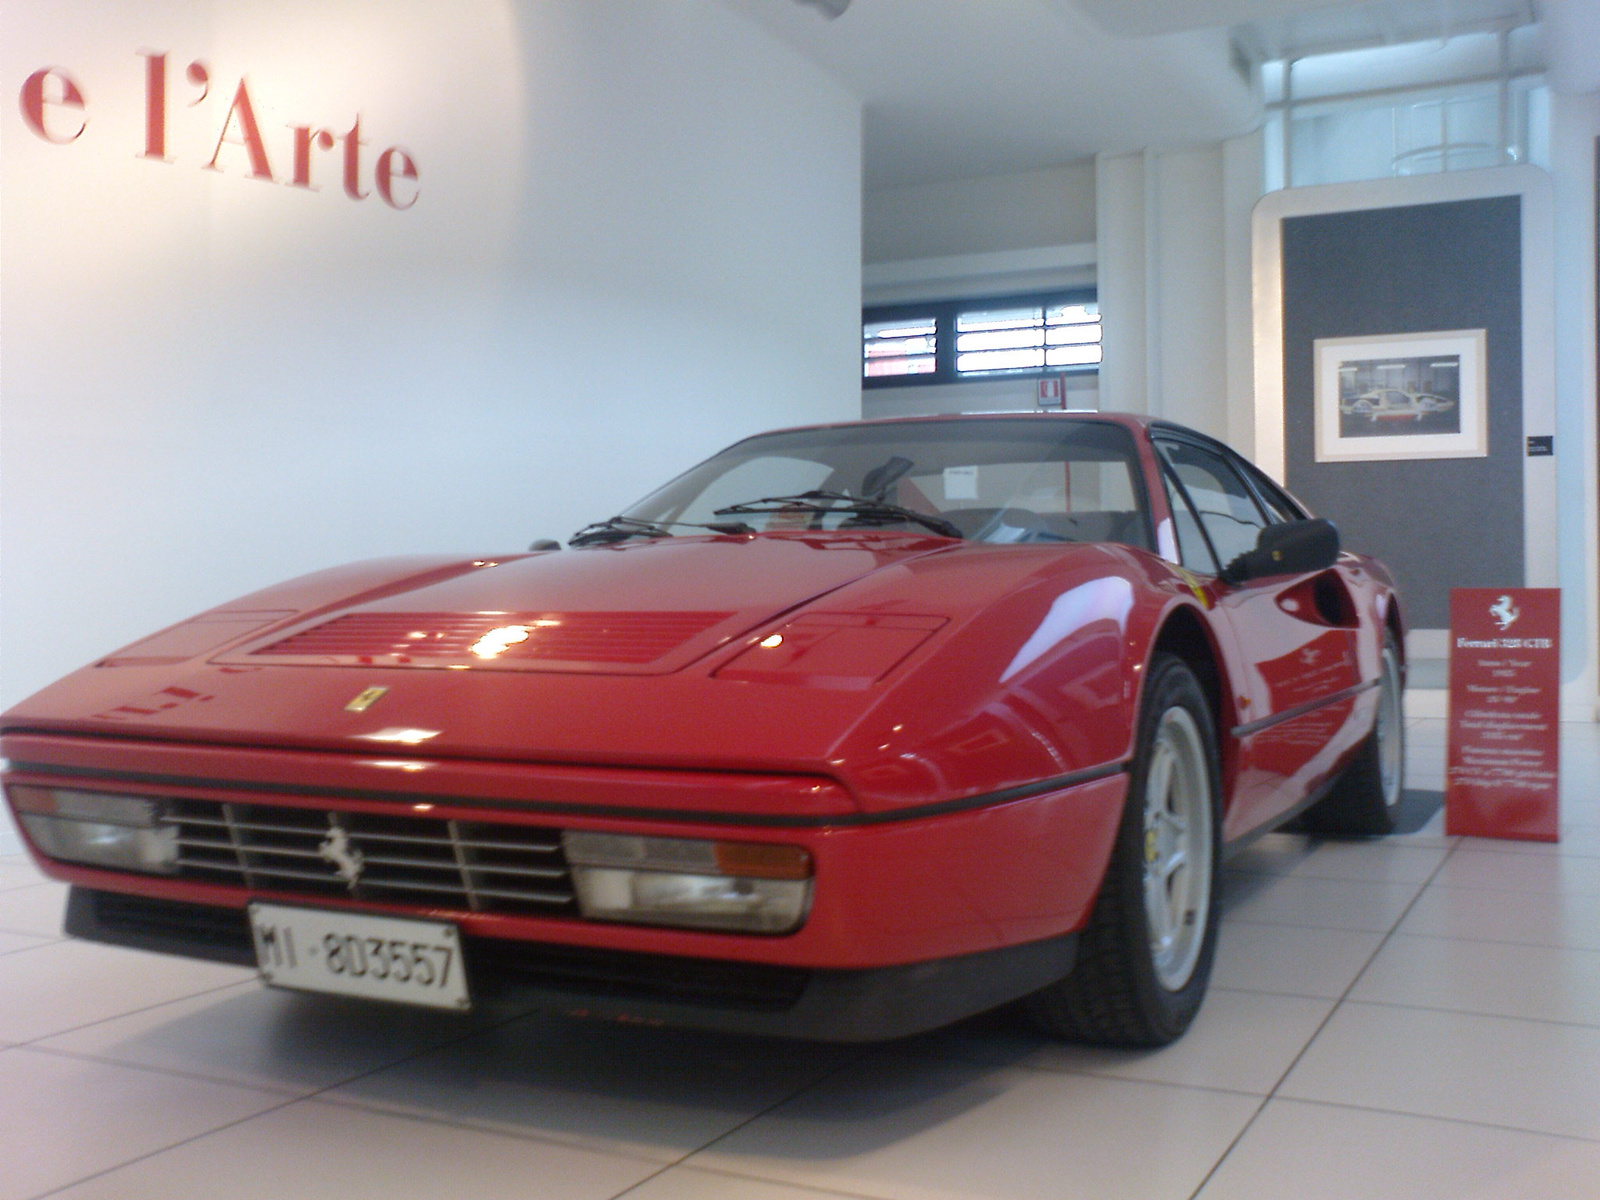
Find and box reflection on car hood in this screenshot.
[2,533,1145,791]
[222,532,957,676]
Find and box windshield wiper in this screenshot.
[714,490,963,539]
[569,514,755,547]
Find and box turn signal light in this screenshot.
[5,784,179,875]
[713,841,811,880]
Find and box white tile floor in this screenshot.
[2,716,1598,1200]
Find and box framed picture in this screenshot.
[1313,329,1488,463]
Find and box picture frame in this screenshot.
[1313,328,1488,463]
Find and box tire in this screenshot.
[1297,630,1406,837]
[1024,654,1222,1046]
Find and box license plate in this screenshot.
[248,903,471,1011]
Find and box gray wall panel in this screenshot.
[1281,197,1523,628]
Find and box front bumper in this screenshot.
[9,730,1124,1039]
[4,731,1126,969]
[67,888,1078,1041]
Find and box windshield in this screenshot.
[620,418,1153,548]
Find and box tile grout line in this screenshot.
[18,1038,311,1099]
[29,1091,310,1199]
[23,998,568,1200]
[1336,925,1600,954]
[0,923,68,940]
[1220,915,1428,934]
[617,1160,896,1200]
[1307,993,1600,1034]
[1231,1091,1600,1148]
[1182,832,1466,1200]
[11,976,257,1048]
[933,1049,1277,1103]
[0,936,66,958]
[601,1047,877,1200]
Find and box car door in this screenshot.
[1151,434,1364,840]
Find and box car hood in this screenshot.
[4,534,1151,806]
[218,533,952,676]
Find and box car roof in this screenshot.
[748,410,1162,440]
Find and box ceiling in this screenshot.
[720,0,1600,191]
[1072,0,1532,41]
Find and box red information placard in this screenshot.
[1446,587,1560,841]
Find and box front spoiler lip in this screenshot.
[64,887,1078,1043]
[516,933,1079,1042]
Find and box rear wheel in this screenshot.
[1297,631,1405,837]
[1024,654,1221,1046]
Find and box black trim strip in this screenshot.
[3,758,1127,830]
[1230,677,1380,740]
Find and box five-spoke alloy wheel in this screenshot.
[1141,704,1214,993]
[1026,653,1222,1046]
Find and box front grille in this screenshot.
[251,611,734,665]
[162,799,575,917]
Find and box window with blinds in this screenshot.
[863,291,1100,387]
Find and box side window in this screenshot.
[1235,458,1307,524]
[1158,462,1218,575]
[1155,439,1269,572]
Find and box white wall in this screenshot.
[861,374,1100,422]
[0,0,863,709]
[863,162,1097,264]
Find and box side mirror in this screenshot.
[1221,518,1339,585]
[528,539,562,552]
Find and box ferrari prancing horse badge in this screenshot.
[344,686,389,713]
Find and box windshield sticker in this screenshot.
[943,465,979,500]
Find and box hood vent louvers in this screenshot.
[251,611,735,667]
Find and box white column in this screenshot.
[1095,151,1150,414]
[1547,88,1600,715]
[1224,130,1267,450]
[1152,144,1228,438]
[1096,142,1247,442]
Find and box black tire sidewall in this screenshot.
[1114,654,1224,1040]
[1378,632,1406,812]
[1300,627,1406,837]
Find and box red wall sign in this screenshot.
[1446,587,1560,841]
[18,53,418,209]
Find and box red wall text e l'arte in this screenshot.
[18,52,418,210]
[1446,587,1560,842]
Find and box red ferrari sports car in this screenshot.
[2,414,1405,1045]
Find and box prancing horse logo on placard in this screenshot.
[318,825,365,886]
[1489,594,1520,631]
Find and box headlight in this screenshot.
[562,831,812,934]
[6,785,179,875]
